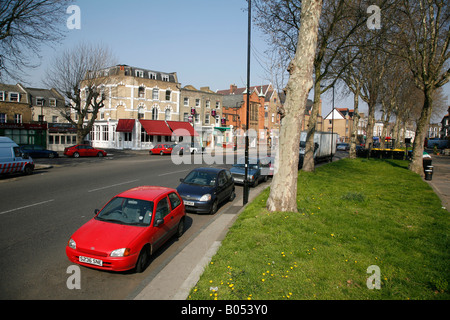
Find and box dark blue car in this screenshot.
[20,145,59,158]
[176,167,235,214]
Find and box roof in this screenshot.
[118,186,175,201]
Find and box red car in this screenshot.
[150,144,173,155]
[64,145,107,158]
[66,186,186,273]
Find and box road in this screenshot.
[0,150,347,300]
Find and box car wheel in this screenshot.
[135,246,150,273]
[73,152,80,158]
[23,165,33,175]
[210,200,218,215]
[229,189,236,202]
[176,218,185,238]
[160,151,164,156]
[48,153,55,159]
[252,178,259,188]
[97,152,103,157]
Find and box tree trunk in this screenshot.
[409,89,433,176]
[267,0,322,213]
[349,82,361,159]
[302,74,321,172]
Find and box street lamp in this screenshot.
[243,0,251,205]
[331,84,335,161]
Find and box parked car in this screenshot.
[20,144,59,158]
[150,144,174,155]
[64,145,107,158]
[261,156,275,177]
[176,167,235,215]
[230,157,269,187]
[337,143,350,151]
[172,142,204,155]
[66,186,186,273]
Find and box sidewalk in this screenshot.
[426,154,450,211]
[131,182,270,300]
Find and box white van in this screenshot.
[0,137,34,175]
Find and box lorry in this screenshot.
[299,131,338,168]
[0,137,34,175]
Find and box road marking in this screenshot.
[88,179,140,193]
[0,199,55,216]
[158,169,190,177]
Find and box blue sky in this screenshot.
[19,0,450,119]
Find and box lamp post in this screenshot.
[331,84,335,162]
[243,0,251,205]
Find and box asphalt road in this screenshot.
[0,150,347,300]
[0,151,247,300]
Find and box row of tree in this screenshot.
[253,0,449,212]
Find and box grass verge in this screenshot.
[188,158,449,300]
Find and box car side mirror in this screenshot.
[179,178,184,182]
[94,209,99,215]
[154,218,164,227]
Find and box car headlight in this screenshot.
[199,194,212,202]
[249,175,255,181]
[68,238,76,249]
[110,248,131,257]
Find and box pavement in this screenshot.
[131,182,270,300]
[425,154,450,211]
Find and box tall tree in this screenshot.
[0,0,70,81]
[384,0,449,175]
[44,42,117,144]
[266,0,322,213]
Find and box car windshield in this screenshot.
[95,197,154,226]
[183,171,217,186]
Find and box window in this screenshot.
[102,125,109,141]
[36,98,44,106]
[183,113,189,122]
[216,101,220,109]
[10,93,19,102]
[38,115,45,122]
[165,109,171,120]
[155,197,170,223]
[0,91,4,101]
[162,74,169,82]
[138,107,145,119]
[152,88,159,100]
[195,99,200,107]
[206,100,210,108]
[165,90,171,101]
[184,97,189,106]
[168,193,181,210]
[152,107,158,120]
[194,114,200,124]
[14,114,22,123]
[0,113,6,123]
[135,70,144,78]
[205,114,210,125]
[138,86,145,98]
[49,98,56,107]
[149,72,157,80]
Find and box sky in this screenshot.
[14,0,450,120]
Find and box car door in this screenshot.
[168,192,183,229]
[216,171,228,203]
[151,196,172,250]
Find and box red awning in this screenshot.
[139,120,173,136]
[116,119,135,133]
[166,121,199,136]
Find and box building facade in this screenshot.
[0,83,67,148]
[80,64,189,150]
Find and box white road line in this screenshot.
[158,169,189,177]
[88,179,140,193]
[0,199,55,216]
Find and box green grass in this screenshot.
[188,158,449,300]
